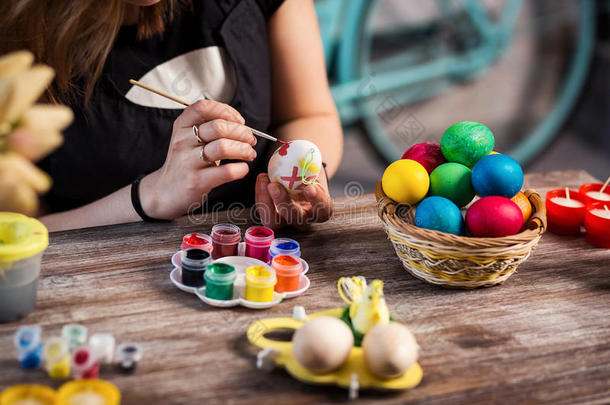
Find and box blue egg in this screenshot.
[471,154,524,198]
[414,196,464,235]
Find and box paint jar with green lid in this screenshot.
[204,263,236,301]
[0,212,49,323]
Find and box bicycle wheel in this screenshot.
[337,0,595,165]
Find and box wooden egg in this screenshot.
[471,154,523,198]
[362,323,419,380]
[415,196,464,236]
[401,142,447,174]
[429,162,475,207]
[466,196,523,237]
[381,159,429,204]
[268,140,323,193]
[292,316,353,374]
[440,121,494,167]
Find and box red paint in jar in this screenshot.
[244,226,274,262]
[211,224,241,259]
[181,233,213,253]
[272,255,302,292]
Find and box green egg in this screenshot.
[441,121,495,167]
[429,162,476,208]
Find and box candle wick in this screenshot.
[600,176,610,194]
[565,187,570,200]
[605,205,609,213]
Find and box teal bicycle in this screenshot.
[315,0,596,165]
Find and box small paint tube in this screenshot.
[14,325,43,369]
[245,266,277,302]
[43,337,71,379]
[89,333,116,364]
[181,249,212,287]
[71,346,99,379]
[62,324,88,352]
[116,343,143,374]
[268,238,300,264]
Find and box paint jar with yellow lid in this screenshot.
[56,380,120,405]
[0,213,48,322]
[245,265,277,302]
[0,384,56,405]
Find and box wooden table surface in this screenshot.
[1,170,609,405]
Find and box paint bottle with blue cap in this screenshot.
[14,325,43,369]
[269,238,301,264]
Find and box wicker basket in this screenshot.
[375,182,547,288]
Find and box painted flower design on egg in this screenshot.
[267,140,323,193]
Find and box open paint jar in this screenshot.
[62,324,88,352]
[272,255,303,293]
[43,337,71,379]
[116,343,143,374]
[56,380,120,405]
[0,384,57,405]
[211,224,241,259]
[204,263,236,300]
[14,325,43,369]
[181,249,211,287]
[244,226,274,263]
[181,232,213,253]
[71,346,99,379]
[268,238,300,264]
[0,213,49,323]
[89,333,116,364]
[245,265,277,302]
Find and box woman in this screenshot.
[0,0,342,231]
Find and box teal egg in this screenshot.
[415,196,464,236]
[429,163,475,208]
[441,121,495,167]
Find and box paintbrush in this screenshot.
[129,79,284,144]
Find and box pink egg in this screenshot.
[401,143,447,174]
[466,196,523,237]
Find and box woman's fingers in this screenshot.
[255,173,284,229]
[201,162,250,190]
[303,184,333,223]
[197,119,256,146]
[174,99,245,128]
[267,181,309,230]
[200,138,257,162]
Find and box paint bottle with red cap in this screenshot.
[71,346,99,379]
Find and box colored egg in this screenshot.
[466,196,523,237]
[382,159,429,204]
[511,191,532,228]
[429,162,475,207]
[441,121,495,167]
[401,142,447,174]
[414,196,464,235]
[471,154,523,198]
[268,140,323,193]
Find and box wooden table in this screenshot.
[1,170,609,404]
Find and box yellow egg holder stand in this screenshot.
[0,379,120,405]
[247,307,423,398]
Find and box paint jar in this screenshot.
[204,263,236,300]
[89,333,115,364]
[181,232,213,254]
[268,238,301,264]
[56,380,121,405]
[62,324,88,352]
[211,224,241,259]
[245,266,277,302]
[0,213,49,323]
[181,249,212,287]
[116,343,143,374]
[14,325,43,369]
[272,255,303,293]
[43,337,71,379]
[0,384,57,405]
[244,226,275,263]
[71,346,99,379]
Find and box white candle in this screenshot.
[551,197,584,208]
[586,191,610,201]
[590,208,610,220]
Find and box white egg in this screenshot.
[362,323,419,380]
[292,316,353,374]
[267,140,323,193]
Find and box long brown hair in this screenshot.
[0,0,186,105]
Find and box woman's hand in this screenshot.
[139,100,258,220]
[255,170,333,230]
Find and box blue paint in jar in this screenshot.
[14,325,43,369]
[268,238,301,264]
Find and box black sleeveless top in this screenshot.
[40,0,284,213]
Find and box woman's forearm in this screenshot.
[274,114,343,178]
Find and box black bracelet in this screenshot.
[131,175,170,223]
[322,162,330,185]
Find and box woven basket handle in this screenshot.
[524,189,546,233]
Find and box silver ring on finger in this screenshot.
[193,125,204,144]
[199,145,216,166]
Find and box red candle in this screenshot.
[211,224,241,259]
[584,202,610,248]
[181,233,213,253]
[545,188,586,235]
[579,181,610,206]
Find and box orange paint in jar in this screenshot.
[272,255,302,292]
